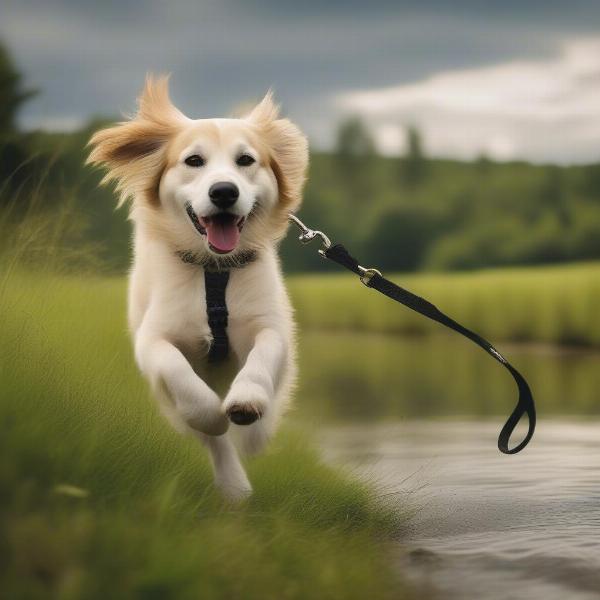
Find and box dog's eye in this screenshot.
[184,155,205,168]
[236,154,255,167]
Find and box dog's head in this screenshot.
[87,75,308,258]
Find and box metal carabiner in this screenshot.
[288,214,332,252]
[289,214,382,282]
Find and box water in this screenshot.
[297,331,600,421]
[297,332,600,599]
[322,421,600,600]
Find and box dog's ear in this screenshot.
[247,91,309,212]
[87,74,186,206]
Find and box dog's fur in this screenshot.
[87,76,308,500]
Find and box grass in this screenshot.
[3,211,598,598]
[0,268,411,600]
[289,262,600,347]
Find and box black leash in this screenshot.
[289,215,536,454]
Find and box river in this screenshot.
[297,332,600,599]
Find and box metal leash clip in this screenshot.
[289,214,381,282]
[289,214,332,256]
[357,266,382,287]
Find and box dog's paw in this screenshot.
[224,383,268,426]
[227,407,260,426]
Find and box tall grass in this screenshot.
[289,263,600,347]
[0,205,411,598]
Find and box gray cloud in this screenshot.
[2,0,600,160]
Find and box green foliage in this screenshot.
[0,41,39,197]
[569,203,600,259]
[7,118,600,274]
[399,126,426,188]
[285,144,600,272]
[365,205,443,271]
[578,163,600,200]
[0,119,132,269]
[0,41,34,136]
[331,117,379,226]
[0,259,411,599]
[334,116,376,172]
[3,47,600,275]
[288,263,600,347]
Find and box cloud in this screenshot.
[335,38,600,163]
[3,1,600,162]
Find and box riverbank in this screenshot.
[0,270,412,599]
[289,262,600,347]
[4,258,598,597]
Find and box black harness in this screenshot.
[178,249,257,362]
[204,270,230,362]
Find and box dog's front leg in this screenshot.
[224,328,286,425]
[135,334,229,436]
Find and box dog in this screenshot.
[87,75,308,500]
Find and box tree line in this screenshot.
[2,40,600,273]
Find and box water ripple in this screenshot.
[322,420,600,600]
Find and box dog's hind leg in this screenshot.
[197,432,252,501]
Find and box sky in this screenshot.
[2,0,600,164]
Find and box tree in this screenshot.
[365,206,440,272]
[0,41,34,137]
[539,166,569,227]
[334,116,376,175]
[580,163,600,201]
[400,125,427,187]
[333,116,378,216]
[475,153,492,175]
[0,40,37,202]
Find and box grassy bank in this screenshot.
[289,262,600,347]
[4,253,598,597]
[0,269,410,599]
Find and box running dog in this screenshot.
[88,75,308,500]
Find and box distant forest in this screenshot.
[2,41,600,273]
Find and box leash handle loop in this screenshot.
[288,215,537,455]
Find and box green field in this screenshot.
[289,262,600,347]
[0,268,411,600]
[3,254,598,597]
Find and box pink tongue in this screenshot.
[205,218,240,253]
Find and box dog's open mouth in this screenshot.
[185,204,245,254]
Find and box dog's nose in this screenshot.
[209,181,239,209]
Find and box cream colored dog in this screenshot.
[88,76,308,500]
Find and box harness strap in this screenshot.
[324,243,536,454]
[204,270,230,362]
